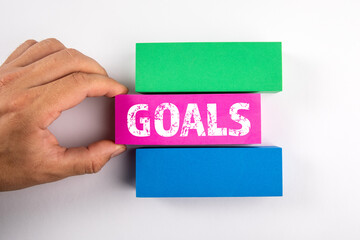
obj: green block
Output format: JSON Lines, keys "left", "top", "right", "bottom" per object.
{"left": 135, "top": 42, "right": 282, "bottom": 93}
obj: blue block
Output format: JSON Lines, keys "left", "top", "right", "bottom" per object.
{"left": 136, "top": 147, "right": 282, "bottom": 197}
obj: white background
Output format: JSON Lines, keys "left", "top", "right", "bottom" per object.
{"left": 1, "top": 0, "right": 360, "bottom": 239}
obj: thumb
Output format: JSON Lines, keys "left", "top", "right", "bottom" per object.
{"left": 59, "top": 140, "right": 126, "bottom": 176}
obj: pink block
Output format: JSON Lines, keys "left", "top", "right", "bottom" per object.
{"left": 115, "top": 94, "right": 261, "bottom": 145}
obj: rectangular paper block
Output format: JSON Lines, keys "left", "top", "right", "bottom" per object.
{"left": 115, "top": 94, "right": 261, "bottom": 145}
{"left": 136, "top": 42, "right": 282, "bottom": 92}
{"left": 136, "top": 147, "right": 283, "bottom": 197}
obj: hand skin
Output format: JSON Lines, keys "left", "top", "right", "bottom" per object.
{"left": 0, "top": 38, "right": 128, "bottom": 191}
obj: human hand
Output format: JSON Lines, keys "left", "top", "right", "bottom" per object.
{"left": 0, "top": 38, "right": 128, "bottom": 191}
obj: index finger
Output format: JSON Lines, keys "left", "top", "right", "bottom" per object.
{"left": 33, "top": 72, "right": 128, "bottom": 129}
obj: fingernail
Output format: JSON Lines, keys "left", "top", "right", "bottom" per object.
{"left": 111, "top": 145, "right": 127, "bottom": 158}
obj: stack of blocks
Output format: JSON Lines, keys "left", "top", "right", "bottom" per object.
{"left": 115, "top": 42, "right": 283, "bottom": 197}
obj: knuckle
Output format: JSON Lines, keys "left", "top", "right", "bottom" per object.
{"left": 42, "top": 38, "right": 65, "bottom": 51}
{"left": 99, "top": 66, "right": 107, "bottom": 76}
{"left": 62, "top": 48, "right": 84, "bottom": 66}
{"left": 0, "top": 71, "right": 21, "bottom": 88}
{"left": 86, "top": 158, "right": 104, "bottom": 174}
{"left": 45, "top": 38, "right": 65, "bottom": 48}
{"left": 24, "top": 39, "right": 37, "bottom": 46}
{"left": 65, "top": 48, "right": 81, "bottom": 59}
{"left": 92, "top": 160, "right": 104, "bottom": 173}
{"left": 7, "top": 91, "right": 33, "bottom": 112}
{"left": 45, "top": 37, "right": 61, "bottom": 45}
{"left": 62, "top": 48, "right": 106, "bottom": 76}
{"left": 70, "top": 72, "right": 88, "bottom": 86}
